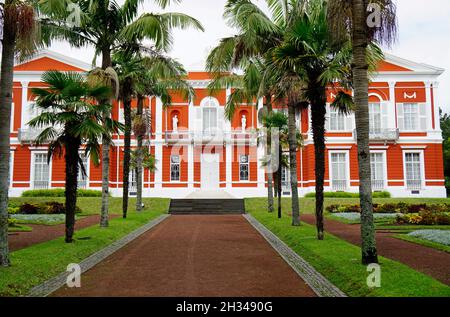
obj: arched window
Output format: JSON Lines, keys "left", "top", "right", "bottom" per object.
{"left": 200, "top": 97, "right": 219, "bottom": 133}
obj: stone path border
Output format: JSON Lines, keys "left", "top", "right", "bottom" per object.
{"left": 28, "top": 214, "right": 170, "bottom": 297}
{"left": 243, "top": 214, "right": 347, "bottom": 297}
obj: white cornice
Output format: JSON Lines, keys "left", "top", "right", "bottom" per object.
{"left": 14, "top": 49, "right": 92, "bottom": 71}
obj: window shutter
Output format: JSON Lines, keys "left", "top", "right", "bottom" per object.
{"left": 419, "top": 103, "right": 428, "bottom": 131}
{"left": 217, "top": 106, "right": 225, "bottom": 133}
{"left": 381, "top": 101, "right": 389, "bottom": 129}
{"left": 396, "top": 103, "right": 404, "bottom": 131}
{"left": 325, "top": 104, "right": 331, "bottom": 131}
{"left": 195, "top": 107, "right": 202, "bottom": 133}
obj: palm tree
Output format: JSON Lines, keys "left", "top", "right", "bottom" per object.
{"left": 327, "top": 0, "right": 397, "bottom": 264}
{"left": 28, "top": 71, "right": 120, "bottom": 242}
{"left": 0, "top": 0, "right": 40, "bottom": 267}
{"left": 39, "top": 0, "right": 203, "bottom": 226}
{"left": 268, "top": 0, "right": 354, "bottom": 239}
{"left": 113, "top": 50, "right": 194, "bottom": 217}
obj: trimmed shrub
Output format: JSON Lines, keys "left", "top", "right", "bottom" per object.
{"left": 21, "top": 189, "right": 103, "bottom": 197}
{"left": 19, "top": 203, "right": 40, "bottom": 215}
{"left": 8, "top": 217, "right": 18, "bottom": 227}
{"left": 305, "top": 191, "right": 391, "bottom": 198}
{"left": 17, "top": 202, "right": 82, "bottom": 215}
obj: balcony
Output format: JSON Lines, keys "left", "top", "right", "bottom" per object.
{"left": 332, "top": 180, "right": 348, "bottom": 191}
{"left": 163, "top": 130, "right": 258, "bottom": 145}
{"left": 353, "top": 128, "right": 399, "bottom": 142}
{"left": 18, "top": 128, "right": 44, "bottom": 144}
{"left": 371, "top": 179, "right": 385, "bottom": 191}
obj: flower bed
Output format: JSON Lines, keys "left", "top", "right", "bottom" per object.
{"left": 396, "top": 211, "right": 450, "bottom": 226}
{"left": 8, "top": 201, "right": 82, "bottom": 215}
{"left": 326, "top": 202, "right": 450, "bottom": 214}
{"left": 331, "top": 212, "right": 400, "bottom": 222}
{"left": 407, "top": 230, "right": 450, "bottom": 246}
{"left": 10, "top": 214, "right": 67, "bottom": 225}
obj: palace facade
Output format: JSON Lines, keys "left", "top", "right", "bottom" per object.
{"left": 6, "top": 50, "right": 446, "bottom": 198}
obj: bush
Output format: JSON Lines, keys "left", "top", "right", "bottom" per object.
{"left": 436, "top": 214, "right": 450, "bottom": 225}
{"left": 8, "top": 217, "right": 18, "bottom": 227}
{"left": 8, "top": 207, "right": 20, "bottom": 214}
{"left": 21, "top": 189, "right": 103, "bottom": 197}
{"left": 305, "top": 191, "right": 391, "bottom": 198}
{"left": 17, "top": 202, "right": 82, "bottom": 215}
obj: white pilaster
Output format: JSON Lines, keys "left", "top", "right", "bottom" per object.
{"left": 432, "top": 82, "right": 441, "bottom": 132}
{"left": 154, "top": 97, "right": 163, "bottom": 189}
{"left": 257, "top": 142, "right": 265, "bottom": 189}
{"left": 20, "top": 81, "right": 29, "bottom": 129}
{"left": 226, "top": 143, "right": 232, "bottom": 189}
{"left": 425, "top": 81, "right": 433, "bottom": 131}
{"left": 388, "top": 81, "right": 397, "bottom": 129}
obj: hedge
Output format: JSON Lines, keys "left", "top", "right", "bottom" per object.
{"left": 304, "top": 191, "right": 391, "bottom": 198}
{"left": 326, "top": 202, "right": 450, "bottom": 214}
{"left": 21, "top": 188, "right": 103, "bottom": 197}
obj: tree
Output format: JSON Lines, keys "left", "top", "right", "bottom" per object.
{"left": 28, "top": 71, "right": 120, "bottom": 242}
{"left": 327, "top": 0, "right": 397, "bottom": 264}
{"left": 39, "top": 0, "right": 203, "bottom": 225}
{"left": 440, "top": 109, "right": 450, "bottom": 194}
{"left": 0, "top": 0, "right": 40, "bottom": 266}
{"left": 113, "top": 50, "right": 194, "bottom": 217}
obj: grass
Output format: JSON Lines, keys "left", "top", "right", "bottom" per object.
{"left": 8, "top": 225, "right": 32, "bottom": 233}
{"left": 245, "top": 197, "right": 450, "bottom": 215}
{"left": 0, "top": 200, "right": 169, "bottom": 297}
{"left": 9, "top": 197, "right": 170, "bottom": 216}
{"left": 246, "top": 199, "right": 450, "bottom": 297}
{"left": 394, "top": 234, "right": 450, "bottom": 253}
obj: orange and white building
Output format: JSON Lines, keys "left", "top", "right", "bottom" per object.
{"left": 7, "top": 50, "right": 447, "bottom": 198}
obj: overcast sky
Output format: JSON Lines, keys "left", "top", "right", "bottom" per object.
{"left": 48, "top": 0, "right": 450, "bottom": 113}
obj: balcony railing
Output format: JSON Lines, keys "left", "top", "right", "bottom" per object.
{"left": 18, "top": 128, "right": 44, "bottom": 143}
{"left": 406, "top": 179, "right": 422, "bottom": 191}
{"left": 371, "top": 179, "right": 385, "bottom": 191}
{"left": 163, "top": 130, "right": 258, "bottom": 145}
{"left": 353, "top": 128, "right": 399, "bottom": 142}
{"left": 332, "top": 180, "right": 348, "bottom": 191}
{"left": 33, "top": 180, "right": 49, "bottom": 190}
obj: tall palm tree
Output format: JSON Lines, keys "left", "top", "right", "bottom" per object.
{"left": 28, "top": 71, "right": 120, "bottom": 242}
{"left": 327, "top": 0, "right": 397, "bottom": 264}
{"left": 39, "top": 0, "right": 203, "bottom": 226}
{"left": 0, "top": 0, "right": 40, "bottom": 267}
{"left": 113, "top": 50, "right": 194, "bottom": 217}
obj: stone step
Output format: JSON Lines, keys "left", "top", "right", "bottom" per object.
{"left": 169, "top": 199, "right": 245, "bottom": 215}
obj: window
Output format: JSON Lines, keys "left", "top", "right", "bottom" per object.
{"left": 329, "top": 106, "right": 345, "bottom": 131}
{"left": 369, "top": 103, "right": 382, "bottom": 134}
{"left": 170, "top": 155, "right": 180, "bottom": 181}
{"left": 203, "top": 107, "right": 217, "bottom": 132}
{"left": 8, "top": 152, "right": 13, "bottom": 187}
{"left": 78, "top": 154, "right": 89, "bottom": 189}
{"left": 370, "top": 153, "right": 385, "bottom": 190}
{"left": 403, "top": 103, "right": 418, "bottom": 130}
{"left": 405, "top": 152, "right": 422, "bottom": 190}
{"left": 11, "top": 92, "right": 14, "bottom": 132}
{"left": 331, "top": 153, "right": 347, "bottom": 191}
{"left": 129, "top": 168, "right": 137, "bottom": 193}
{"left": 239, "top": 155, "right": 249, "bottom": 181}
{"left": 33, "top": 153, "right": 49, "bottom": 189}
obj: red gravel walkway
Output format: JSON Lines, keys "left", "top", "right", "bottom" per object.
{"left": 302, "top": 214, "right": 450, "bottom": 285}
{"left": 54, "top": 215, "right": 316, "bottom": 297}
{"left": 9, "top": 214, "right": 117, "bottom": 251}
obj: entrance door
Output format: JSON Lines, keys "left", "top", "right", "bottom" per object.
{"left": 201, "top": 153, "right": 220, "bottom": 189}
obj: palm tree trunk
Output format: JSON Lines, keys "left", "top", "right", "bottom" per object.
{"left": 352, "top": 0, "right": 378, "bottom": 264}
{"left": 288, "top": 103, "right": 300, "bottom": 226}
{"left": 100, "top": 47, "right": 112, "bottom": 227}
{"left": 136, "top": 95, "right": 144, "bottom": 212}
{"left": 0, "top": 17, "right": 15, "bottom": 266}
{"left": 64, "top": 139, "right": 81, "bottom": 243}
{"left": 265, "top": 97, "right": 274, "bottom": 213}
{"left": 122, "top": 85, "right": 132, "bottom": 219}
{"left": 310, "top": 89, "right": 327, "bottom": 240}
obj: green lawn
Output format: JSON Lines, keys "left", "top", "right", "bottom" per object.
{"left": 0, "top": 200, "right": 169, "bottom": 297}
{"left": 9, "top": 197, "right": 170, "bottom": 216}
{"left": 246, "top": 199, "right": 450, "bottom": 297}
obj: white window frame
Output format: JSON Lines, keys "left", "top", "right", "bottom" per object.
{"left": 200, "top": 97, "right": 219, "bottom": 134}
{"left": 403, "top": 103, "right": 419, "bottom": 131}
{"left": 403, "top": 150, "right": 425, "bottom": 191}
{"left": 239, "top": 154, "right": 250, "bottom": 181}
{"left": 329, "top": 106, "right": 346, "bottom": 131}
{"left": 329, "top": 150, "right": 350, "bottom": 191}
{"left": 31, "top": 151, "right": 51, "bottom": 189}
{"left": 370, "top": 151, "right": 387, "bottom": 191}
{"left": 8, "top": 150, "right": 14, "bottom": 188}
{"left": 369, "top": 102, "right": 382, "bottom": 134}
{"left": 78, "top": 152, "right": 90, "bottom": 189}
{"left": 170, "top": 155, "right": 181, "bottom": 182}
{"left": 11, "top": 92, "right": 15, "bottom": 133}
